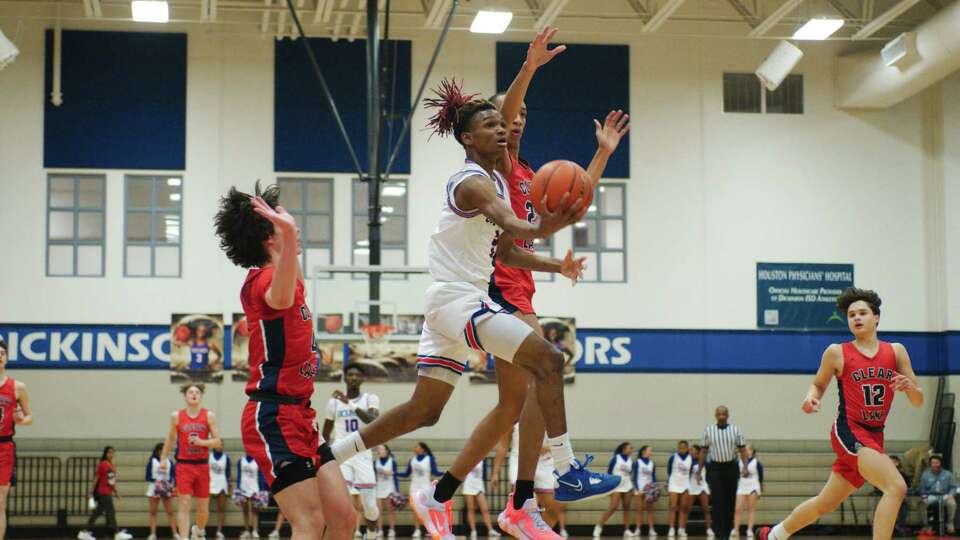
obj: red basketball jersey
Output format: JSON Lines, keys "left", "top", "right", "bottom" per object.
{"left": 491, "top": 156, "right": 537, "bottom": 295}
{"left": 176, "top": 408, "right": 211, "bottom": 461}
{"left": 240, "top": 267, "right": 318, "bottom": 400}
{"left": 837, "top": 341, "right": 897, "bottom": 429}
{"left": 0, "top": 378, "right": 16, "bottom": 438}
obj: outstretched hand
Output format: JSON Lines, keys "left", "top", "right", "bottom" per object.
{"left": 525, "top": 26, "right": 566, "bottom": 71}
{"left": 594, "top": 110, "right": 631, "bottom": 155}
{"left": 537, "top": 193, "right": 585, "bottom": 237}
{"left": 250, "top": 196, "right": 296, "bottom": 233}
{"left": 560, "top": 249, "right": 586, "bottom": 285}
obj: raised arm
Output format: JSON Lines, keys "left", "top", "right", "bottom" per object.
{"left": 159, "top": 412, "right": 178, "bottom": 471}
{"left": 14, "top": 381, "right": 33, "bottom": 426}
{"left": 456, "top": 175, "right": 582, "bottom": 241}
{"left": 892, "top": 343, "right": 924, "bottom": 407}
{"left": 250, "top": 196, "right": 300, "bottom": 310}
{"left": 802, "top": 344, "right": 842, "bottom": 414}
{"left": 500, "top": 27, "right": 565, "bottom": 133}
{"left": 585, "top": 110, "right": 631, "bottom": 186}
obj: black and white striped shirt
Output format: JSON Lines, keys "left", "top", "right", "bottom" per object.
{"left": 702, "top": 423, "right": 745, "bottom": 463}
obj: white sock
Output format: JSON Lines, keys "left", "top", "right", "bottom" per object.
{"left": 547, "top": 433, "right": 575, "bottom": 475}
{"left": 770, "top": 523, "right": 789, "bottom": 540}
{"left": 331, "top": 432, "right": 366, "bottom": 462}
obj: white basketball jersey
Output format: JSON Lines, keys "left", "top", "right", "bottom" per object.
{"left": 325, "top": 393, "right": 380, "bottom": 450}
{"left": 238, "top": 457, "right": 261, "bottom": 495}
{"left": 428, "top": 161, "right": 510, "bottom": 284}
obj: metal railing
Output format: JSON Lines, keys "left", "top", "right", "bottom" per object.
{"left": 7, "top": 454, "right": 98, "bottom": 523}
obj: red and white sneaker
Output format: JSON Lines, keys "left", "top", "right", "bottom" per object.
{"left": 755, "top": 527, "right": 771, "bottom": 540}
{"left": 497, "top": 494, "right": 561, "bottom": 540}
{"left": 409, "top": 487, "right": 454, "bottom": 540}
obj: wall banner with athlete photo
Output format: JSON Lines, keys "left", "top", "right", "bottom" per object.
{"left": 314, "top": 313, "right": 425, "bottom": 383}
{"left": 170, "top": 314, "right": 224, "bottom": 383}
{"left": 468, "top": 316, "right": 577, "bottom": 384}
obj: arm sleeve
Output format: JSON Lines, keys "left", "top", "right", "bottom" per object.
{"left": 758, "top": 462, "right": 764, "bottom": 484}
{"left": 145, "top": 460, "right": 153, "bottom": 482}
{"left": 324, "top": 399, "right": 337, "bottom": 421}
{"left": 608, "top": 456, "right": 617, "bottom": 475}
{"left": 667, "top": 455, "right": 674, "bottom": 478}
{"left": 395, "top": 460, "right": 412, "bottom": 478}
{"left": 430, "top": 456, "right": 443, "bottom": 477}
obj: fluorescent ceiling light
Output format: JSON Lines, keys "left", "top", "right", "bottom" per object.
{"left": 132, "top": 0, "right": 169, "bottom": 23}
{"left": 382, "top": 186, "right": 405, "bottom": 197}
{"left": 470, "top": 10, "right": 513, "bottom": 34}
{"left": 167, "top": 178, "right": 181, "bottom": 186}
{"left": 169, "top": 193, "right": 181, "bottom": 201}
{"left": 792, "top": 18, "right": 843, "bottom": 40}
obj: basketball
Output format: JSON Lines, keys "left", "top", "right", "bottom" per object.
{"left": 530, "top": 160, "right": 591, "bottom": 215}
{"left": 173, "top": 325, "right": 191, "bottom": 344}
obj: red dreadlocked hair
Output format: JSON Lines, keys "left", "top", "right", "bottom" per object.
{"left": 424, "top": 78, "right": 496, "bottom": 146}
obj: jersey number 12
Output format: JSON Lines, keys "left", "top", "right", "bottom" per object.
{"left": 861, "top": 384, "right": 885, "bottom": 407}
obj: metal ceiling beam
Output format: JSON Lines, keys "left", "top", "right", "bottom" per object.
{"left": 625, "top": 0, "right": 649, "bottom": 16}
{"left": 90, "top": 0, "right": 101, "bottom": 17}
{"left": 852, "top": 0, "right": 922, "bottom": 38}
{"left": 260, "top": 0, "right": 271, "bottom": 33}
{"left": 725, "top": 0, "right": 759, "bottom": 27}
{"left": 534, "top": 0, "right": 569, "bottom": 30}
{"left": 312, "top": 0, "right": 326, "bottom": 23}
{"left": 748, "top": 0, "right": 802, "bottom": 36}
{"left": 642, "top": 0, "right": 687, "bottom": 32}
{"left": 424, "top": 0, "right": 449, "bottom": 27}
{"left": 348, "top": 0, "right": 362, "bottom": 40}
{"left": 828, "top": 0, "right": 858, "bottom": 19}
{"left": 81, "top": 0, "right": 92, "bottom": 17}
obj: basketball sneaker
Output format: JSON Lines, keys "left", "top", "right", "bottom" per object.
{"left": 240, "top": 532, "right": 251, "bottom": 540}
{"left": 560, "top": 530, "right": 569, "bottom": 539}
{"left": 409, "top": 486, "right": 454, "bottom": 540}
{"left": 114, "top": 530, "right": 133, "bottom": 540}
{"left": 490, "top": 529, "right": 502, "bottom": 537}
{"left": 268, "top": 530, "right": 280, "bottom": 540}
{"left": 667, "top": 528, "right": 675, "bottom": 538}
{"left": 251, "top": 531, "right": 259, "bottom": 540}
{"left": 215, "top": 531, "right": 225, "bottom": 540}
{"left": 593, "top": 525, "right": 603, "bottom": 538}
{"left": 147, "top": 534, "right": 158, "bottom": 540}
{"left": 554, "top": 455, "right": 621, "bottom": 502}
{"left": 77, "top": 530, "right": 95, "bottom": 540}
{"left": 755, "top": 528, "right": 771, "bottom": 540}
{"left": 706, "top": 529, "right": 715, "bottom": 538}
{"left": 497, "top": 495, "right": 560, "bottom": 540}
{"left": 746, "top": 530, "right": 754, "bottom": 539}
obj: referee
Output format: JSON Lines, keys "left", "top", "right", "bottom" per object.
{"left": 698, "top": 406, "right": 749, "bottom": 540}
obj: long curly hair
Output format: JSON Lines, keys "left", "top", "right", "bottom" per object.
{"left": 424, "top": 78, "right": 496, "bottom": 146}
{"left": 214, "top": 181, "right": 281, "bottom": 268}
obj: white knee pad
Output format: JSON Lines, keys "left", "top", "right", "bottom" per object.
{"left": 362, "top": 490, "right": 379, "bottom": 522}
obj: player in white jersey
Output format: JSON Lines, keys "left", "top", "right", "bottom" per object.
{"left": 686, "top": 446, "right": 714, "bottom": 539}
{"left": 208, "top": 446, "right": 231, "bottom": 540}
{"left": 145, "top": 443, "right": 177, "bottom": 540}
{"left": 323, "top": 365, "right": 381, "bottom": 538}
{"left": 462, "top": 460, "right": 501, "bottom": 540}
{"left": 594, "top": 443, "right": 635, "bottom": 538}
{"left": 667, "top": 441, "right": 693, "bottom": 538}
{"left": 236, "top": 455, "right": 266, "bottom": 540}
{"left": 631, "top": 446, "right": 658, "bottom": 538}
{"left": 732, "top": 446, "right": 763, "bottom": 539}
{"left": 328, "top": 71, "right": 620, "bottom": 540}
{"left": 373, "top": 446, "right": 399, "bottom": 539}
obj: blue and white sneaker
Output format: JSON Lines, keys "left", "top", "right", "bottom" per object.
{"left": 554, "top": 455, "right": 621, "bottom": 502}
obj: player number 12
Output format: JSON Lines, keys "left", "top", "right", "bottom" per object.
{"left": 861, "top": 384, "right": 885, "bottom": 407}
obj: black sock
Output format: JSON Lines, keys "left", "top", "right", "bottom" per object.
{"left": 514, "top": 480, "right": 535, "bottom": 509}
{"left": 433, "top": 472, "right": 463, "bottom": 503}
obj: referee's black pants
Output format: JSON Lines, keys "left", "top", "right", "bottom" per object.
{"left": 707, "top": 461, "right": 740, "bottom": 540}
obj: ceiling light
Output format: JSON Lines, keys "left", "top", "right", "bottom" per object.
{"left": 470, "top": 10, "right": 513, "bottom": 34}
{"left": 169, "top": 193, "right": 181, "bottom": 201}
{"left": 132, "top": 0, "right": 169, "bottom": 23}
{"left": 167, "top": 178, "right": 181, "bottom": 186}
{"left": 381, "top": 186, "right": 406, "bottom": 197}
{"left": 792, "top": 18, "right": 843, "bottom": 40}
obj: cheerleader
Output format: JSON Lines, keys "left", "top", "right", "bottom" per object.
{"left": 686, "top": 446, "right": 713, "bottom": 539}
{"left": 208, "top": 446, "right": 231, "bottom": 540}
{"left": 732, "top": 446, "right": 763, "bottom": 539}
{"left": 632, "top": 445, "right": 658, "bottom": 538}
{"left": 594, "top": 443, "right": 635, "bottom": 538}
{"left": 395, "top": 443, "right": 441, "bottom": 540}
{"left": 666, "top": 441, "right": 693, "bottom": 538}
{"left": 145, "top": 443, "right": 177, "bottom": 540}
{"left": 235, "top": 455, "right": 268, "bottom": 540}
{"left": 463, "top": 459, "right": 501, "bottom": 539}
{"left": 374, "top": 446, "right": 399, "bottom": 539}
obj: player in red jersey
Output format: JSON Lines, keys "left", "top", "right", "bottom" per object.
{"left": 756, "top": 288, "right": 924, "bottom": 540}
{"left": 214, "top": 183, "right": 357, "bottom": 540}
{"left": 487, "top": 27, "right": 630, "bottom": 528}
{"left": 0, "top": 337, "right": 32, "bottom": 540}
{"left": 160, "top": 384, "right": 222, "bottom": 540}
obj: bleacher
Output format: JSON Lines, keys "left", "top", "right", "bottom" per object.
{"left": 8, "top": 438, "right": 931, "bottom": 535}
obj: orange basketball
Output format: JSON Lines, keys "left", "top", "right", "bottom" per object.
{"left": 530, "top": 160, "right": 590, "bottom": 215}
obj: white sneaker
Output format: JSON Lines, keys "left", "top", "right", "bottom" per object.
{"left": 706, "top": 529, "right": 715, "bottom": 539}
{"left": 560, "top": 530, "right": 569, "bottom": 539}
{"left": 251, "top": 531, "right": 259, "bottom": 540}
{"left": 174, "top": 535, "right": 182, "bottom": 540}
{"left": 387, "top": 530, "right": 396, "bottom": 539}
{"left": 115, "top": 530, "right": 133, "bottom": 540}
{"left": 667, "top": 529, "right": 675, "bottom": 538}
{"left": 489, "top": 530, "right": 501, "bottom": 538}
{"left": 190, "top": 526, "right": 202, "bottom": 540}
{"left": 746, "top": 531, "right": 754, "bottom": 539}
{"left": 78, "top": 530, "right": 95, "bottom": 540}
{"left": 470, "top": 530, "right": 478, "bottom": 540}
{"left": 148, "top": 534, "right": 158, "bottom": 540}
{"left": 624, "top": 529, "right": 634, "bottom": 538}
{"left": 411, "top": 529, "right": 422, "bottom": 540}
{"left": 594, "top": 525, "right": 603, "bottom": 538}
{"left": 239, "top": 532, "right": 251, "bottom": 540}
{"left": 678, "top": 529, "right": 687, "bottom": 538}
{"left": 649, "top": 530, "right": 658, "bottom": 539}
{"left": 355, "top": 530, "right": 362, "bottom": 538}
{"left": 216, "top": 532, "right": 225, "bottom": 540}
{"left": 731, "top": 532, "right": 739, "bottom": 539}
{"left": 268, "top": 531, "right": 280, "bottom": 540}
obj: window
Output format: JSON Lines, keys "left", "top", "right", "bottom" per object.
{"left": 724, "top": 72, "right": 804, "bottom": 114}
{"left": 352, "top": 179, "right": 408, "bottom": 272}
{"left": 278, "top": 178, "right": 333, "bottom": 278}
{"left": 47, "top": 174, "right": 105, "bottom": 276}
{"left": 532, "top": 237, "right": 555, "bottom": 282}
{"left": 572, "top": 184, "right": 626, "bottom": 282}
{"left": 125, "top": 175, "right": 182, "bottom": 277}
